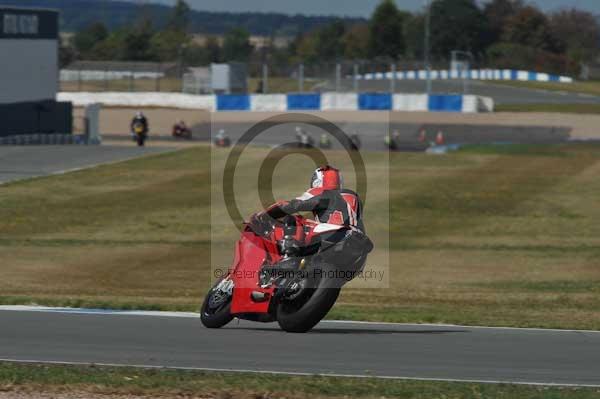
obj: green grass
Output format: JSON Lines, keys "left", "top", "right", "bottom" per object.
{"left": 3, "top": 144, "right": 600, "bottom": 329}
{"left": 496, "top": 103, "right": 600, "bottom": 114}
{"left": 470, "top": 280, "right": 600, "bottom": 294}
{"left": 493, "top": 79, "right": 600, "bottom": 96}
{"left": 457, "top": 143, "right": 574, "bottom": 156}
{"left": 1, "top": 362, "right": 600, "bottom": 398}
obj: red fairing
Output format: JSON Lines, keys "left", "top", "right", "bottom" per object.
{"left": 228, "top": 216, "right": 329, "bottom": 316}
{"left": 230, "top": 229, "right": 275, "bottom": 314}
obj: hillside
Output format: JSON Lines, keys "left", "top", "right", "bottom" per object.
{"left": 0, "top": 0, "right": 364, "bottom": 35}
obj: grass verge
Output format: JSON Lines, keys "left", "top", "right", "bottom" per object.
{"left": 2, "top": 144, "right": 600, "bottom": 329}
{"left": 1, "top": 362, "right": 600, "bottom": 399}
{"left": 496, "top": 103, "right": 600, "bottom": 114}
{"left": 493, "top": 80, "right": 600, "bottom": 96}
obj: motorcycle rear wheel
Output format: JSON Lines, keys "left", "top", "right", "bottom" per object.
{"left": 276, "top": 274, "right": 340, "bottom": 333}
{"left": 200, "top": 278, "right": 234, "bottom": 329}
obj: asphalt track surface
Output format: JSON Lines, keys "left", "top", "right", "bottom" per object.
{"left": 0, "top": 145, "right": 174, "bottom": 184}
{"left": 333, "top": 78, "right": 600, "bottom": 105}
{"left": 1, "top": 308, "right": 599, "bottom": 387}
{"left": 205, "top": 121, "right": 570, "bottom": 152}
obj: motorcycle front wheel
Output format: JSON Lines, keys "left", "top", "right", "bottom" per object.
{"left": 276, "top": 270, "right": 340, "bottom": 333}
{"left": 200, "top": 277, "right": 234, "bottom": 329}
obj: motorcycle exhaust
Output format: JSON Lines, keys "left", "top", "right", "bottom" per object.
{"left": 251, "top": 291, "right": 270, "bottom": 303}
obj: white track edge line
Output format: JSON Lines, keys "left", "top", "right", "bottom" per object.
{"left": 1, "top": 305, "right": 599, "bottom": 334}
{"left": 0, "top": 358, "right": 598, "bottom": 388}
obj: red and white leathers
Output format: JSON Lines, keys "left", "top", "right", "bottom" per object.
{"left": 263, "top": 166, "right": 364, "bottom": 233}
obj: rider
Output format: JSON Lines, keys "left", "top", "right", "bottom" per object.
{"left": 255, "top": 165, "right": 364, "bottom": 237}
{"left": 295, "top": 126, "right": 313, "bottom": 148}
{"left": 172, "top": 119, "right": 189, "bottom": 137}
{"left": 215, "top": 129, "right": 231, "bottom": 147}
{"left": 253, "top": 165, "right": 370, "bottom": 289}
{"left": 131, "top": 111, "right": 149, "bottom": 139}
{"left": 319, "top": 133, "right": 331, "bottom": 149}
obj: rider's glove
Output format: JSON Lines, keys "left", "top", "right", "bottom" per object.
{"left": 250, "top": 212, "right": 270, "bottom": 234}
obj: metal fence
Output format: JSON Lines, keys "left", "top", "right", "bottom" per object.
{"left": 60, "top": 61, "right": 183, "bottom": 92}
{"left": 60, "top": 59, "right": 479, "bottom": 95}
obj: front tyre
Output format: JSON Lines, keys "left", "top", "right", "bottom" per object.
{"left": 276, "top": 275, "right": 340, "bottom": 333}
{"left": 200, "top": 277, "right": 234, "bottom": 329}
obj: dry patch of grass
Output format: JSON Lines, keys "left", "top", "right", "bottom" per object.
{"left": 2, "top": 144, "right": 600, "bottom": 328}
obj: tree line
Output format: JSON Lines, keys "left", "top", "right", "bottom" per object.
{"left": 291, "top": 0, "right": 599, "bottom": 75}
{"left": 63, "top": 0, "right": 599, "bottom": 76}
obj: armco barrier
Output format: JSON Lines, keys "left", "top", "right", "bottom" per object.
{"left": 58, "top": 92, "right": 494, "bottom": 113}
{"left": 287, "top": 93, "right": 321, "bottom": 110}
{"left": 321, "top": 93, "right": 359, "bottom": 110}
{"left": 428, "top": 95, "right": 463, "bottom": 112}
{"left": 358, "top": 93, "right": 392, "bottom": 110}
{"left": 251, "top": 94, "right": 287, "bottom": 112}
{"left": 393, "top": 94, "right": 428, "bottom": 112}
{"left": 216, "top": 94, "right": 250, "bottom": 111}
{"left": 359, "top": 69, "right": 573, "bottom": 83}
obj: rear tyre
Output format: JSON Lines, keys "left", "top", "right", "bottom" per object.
{"left": 200, "top": 278, "right": 234, "bottom": 329}
{"left": 136, "top": 135, "right": 145, "bottom": 147}
{"left": 276, "top": 273, "right": 340, "bottom": 333}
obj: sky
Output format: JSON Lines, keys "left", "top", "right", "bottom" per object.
{"left": 144, "top": 0, "right": 600, "bottom": 17}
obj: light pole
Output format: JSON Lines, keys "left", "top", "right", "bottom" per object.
{"left": 451, "top": 50, "right": 473, "bottom": 94}
{"left": 424, "top": 0, "right": 432, "bottom": 95}
{"left": 298, "top": 63, "right": 304, "bottom": 92}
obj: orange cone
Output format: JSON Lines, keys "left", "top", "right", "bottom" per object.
{"left": 435, "top": 130, "right": 445, "bottom": 146}
{"left": 418, "top": 129, "right": 426, "bottom": 143}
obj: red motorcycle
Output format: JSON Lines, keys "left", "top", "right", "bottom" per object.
{"left": 172, "top": 122, "right": 192, "bottom": 140}
{"left": 201, "top": 213, "right": 373, "bottom": 333}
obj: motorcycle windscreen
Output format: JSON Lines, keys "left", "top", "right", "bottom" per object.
{"left": 230, "top": 231, "right": 274, "bottom": 314}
